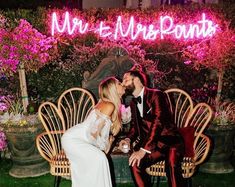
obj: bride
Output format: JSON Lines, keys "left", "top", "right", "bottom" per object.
{"left": 62, "top": 77, "right": 125, "bottom": 187}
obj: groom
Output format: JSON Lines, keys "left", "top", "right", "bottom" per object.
{"left": 120, "top": 70, "right": 185, "bottom": 187}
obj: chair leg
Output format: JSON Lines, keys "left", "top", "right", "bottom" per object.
{"left": 186, "top": 177, "right": 192, "bottom": 187}
{"left": 150, "top": 176, "right": 160, "bottom": 187}
{"left": 54, "top": 176, "right": 61, "bottom": 187}
{"left": 156, "top": 176, "right": 161, "bottom": 187}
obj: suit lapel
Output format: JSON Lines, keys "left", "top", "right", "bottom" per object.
{"left": 143, "top": 88, "right": 150, "bottom": 115}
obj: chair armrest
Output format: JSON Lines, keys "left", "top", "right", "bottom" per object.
{"left": 36, "top": 130, "right": 65, "bottom": 163}
{"left": 193, "top": 133, "right": 210, "bottom": 166}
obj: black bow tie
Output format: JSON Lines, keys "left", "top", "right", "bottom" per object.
{"left": 133, "top": 96, "right": 142, "bottom": 104}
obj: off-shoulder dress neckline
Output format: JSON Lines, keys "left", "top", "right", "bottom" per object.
{"left": 93, "top": 108, "right": 111, "bottom": 120}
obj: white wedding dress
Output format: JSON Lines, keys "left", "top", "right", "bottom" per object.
{"left": 62, "top": 109, "right": 113, "bottom": 187}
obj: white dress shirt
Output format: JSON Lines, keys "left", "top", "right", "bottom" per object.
{"left": 136, "top": 87, "right": 144, "bottom": 117}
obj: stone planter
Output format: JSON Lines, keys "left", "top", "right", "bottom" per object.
{"left": 3, "top": 124, "right": 49, "bottom": 178}
{"left": 200, "top": 124, "right": 235, "bottom": 174}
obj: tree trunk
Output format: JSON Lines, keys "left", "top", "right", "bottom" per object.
{"left": 18, "top": 63, "right": 28, "bottom": 113}
{"left": 215, "top": 69, "right": 224, "bottom": 112}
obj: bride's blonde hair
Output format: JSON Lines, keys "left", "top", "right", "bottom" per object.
{"left": 99, "top": 77, "right": 122, "bottom": 136}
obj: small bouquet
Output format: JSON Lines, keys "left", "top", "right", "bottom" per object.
{"left": 120, "top": 105, "right": 131, "bottom": 124}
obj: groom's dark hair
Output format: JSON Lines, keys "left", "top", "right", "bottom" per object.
{"left": 127, "top": 70, "right": 147, "bottom": 86}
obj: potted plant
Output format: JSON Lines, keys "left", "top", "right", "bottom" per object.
{"left": 212, "top": 101, "right": 235, "bottom": 126}
{"left": 0, "top": 95, "right": 49, "bottom": 177}
{"left": 199, "top": 99, "right": 235, "bottom": 173}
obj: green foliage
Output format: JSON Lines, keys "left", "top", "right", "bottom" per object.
{"left": 0, "top": 7, "right": 47, "bottom": 33}
{"left": 27, "top": 47, "right": 105, "bottom": 102}
{"left": 27, "top": 62, "right": 83, "bottom": 102}
{"left": 0, "top": 4, "right": 234, "bottom": 102}
{"left": 223, "top": 64, "right": 235, "bottom": 100}
{"left": 149, "top": 54, "right": 209, "bottom": 92}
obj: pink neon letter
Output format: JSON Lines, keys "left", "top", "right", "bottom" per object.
{"left": 98, "top": 21, "right": 112, "bottom": 37}
{"left": 114, "top": 16, "right": 135, "bottom": 40}
{"left": 160, "top": 16, "right": 174, "bottom": 39}
{"left": 51, "top": 11, "right": 88, "bottom": 36}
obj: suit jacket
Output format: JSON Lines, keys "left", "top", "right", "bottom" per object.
{"left": 127, "top": 87, "right": 179, "bottom": 153}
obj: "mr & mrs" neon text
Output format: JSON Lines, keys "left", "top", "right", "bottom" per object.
{"left": 51, "top": 12, "right": 218, "bottom": 41}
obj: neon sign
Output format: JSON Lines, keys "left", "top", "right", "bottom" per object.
{"left": 51, "top": 11, "right": 218, "bottom": 40}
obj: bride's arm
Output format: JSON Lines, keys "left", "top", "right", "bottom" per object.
{"left": 91, "top": 102, "right": 115, "bottom": 138}
{"left": 90, "top": 102, "right": 115, "bottom": 151}
{"left": 90, "top": 121, "right": 105, "bottom": 139}
{"left": 104, "top": 135, "right": 115, "bottom": 154}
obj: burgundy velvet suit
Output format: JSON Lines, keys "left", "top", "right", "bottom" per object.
{"left": 127, "top": 88, "right": 185, "bottom": 187}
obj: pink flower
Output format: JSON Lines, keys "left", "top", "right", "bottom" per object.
{"left": 0, "top": 130, "right": 7, "bottom": 151}
{"left": 0, "top": 19, "right": 57, "bottom": 75}
{"left": 184, "top": 60, "right": 192, "bottom": 65}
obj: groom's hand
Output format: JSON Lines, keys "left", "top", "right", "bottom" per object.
{"left": 129, "top": 149, "right": 146, "bottom": 167}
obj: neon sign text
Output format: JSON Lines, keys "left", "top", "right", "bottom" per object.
{"left": 51, "top": 12, "right": 218, "bottom": 40}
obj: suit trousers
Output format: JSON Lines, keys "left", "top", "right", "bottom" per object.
{"left": 130, "top": 135, "right": 186, "bottom": 187}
